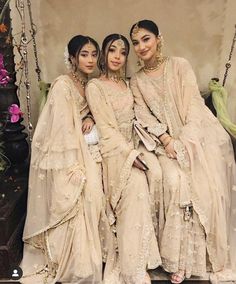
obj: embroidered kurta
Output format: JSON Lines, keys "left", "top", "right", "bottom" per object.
{"left": 130, "top": 57, "right": 236, "bottom": 278}
{"left": 21, "top": 75, "right": 113, "bottom": 284}
{"left": 86, "top": 79, "right": 161, "bottom": 284}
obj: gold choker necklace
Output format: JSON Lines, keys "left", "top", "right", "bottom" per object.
{"left": 143, "top": 56, "right": 168, "bottom": 73}
{"left": 107, "top": 72, "right": 124, "bottom": 83}
{"left": 71, "top": 71, "right": 88, "bottom": 89}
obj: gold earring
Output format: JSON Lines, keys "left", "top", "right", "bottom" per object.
{"left": 156, "top": 41, "right": 163, "bottom": 57}
{"left": 156, "top": 35, "right": 164, "bottom": 57}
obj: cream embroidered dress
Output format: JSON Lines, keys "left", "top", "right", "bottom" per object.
{"left": 130, "top": 57, "right": 236, "bottom": 279}
{"left": 21, "top": 75, "right": 112, "bottom": 284}
{"left": 86, "top": 79, "right": 161, "bottom": 284}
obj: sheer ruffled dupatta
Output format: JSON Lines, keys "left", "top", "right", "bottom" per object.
{"left": 132, "top": 58, "right": 236, "bottom": 277}
{"left": 22, "top": 75, "right": 109, "bottom": 283}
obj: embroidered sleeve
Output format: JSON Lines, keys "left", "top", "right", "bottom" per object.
{"left": 32, "top": 78, "right": 85, "bottom": 170}
{"left": 147, "top": 124, "right": 168, "bottom": 138}
{"left": 130, "top": 75, "right": 167, "bottom": 138}
{"left": 86, "top": 81, "right": 134, "bottom": 158}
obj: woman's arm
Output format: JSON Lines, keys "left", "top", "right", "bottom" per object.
{"left": 130, "top": 74, "right": 176, "bottom": 156}
{"left": 86, "top": 81, "right": 134, "bottom": 158}
{"left": 130, "top": 75, "right": 168, "bottom": 138}
{"left": 86, "top": 81, "right": 147, "bottom": 170}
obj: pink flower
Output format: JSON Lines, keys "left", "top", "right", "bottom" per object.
{"left": 8, "top": 104, "right": 23, "bottom": 123}
{"left": 0, "top": 53, "right": 11, "bottom": 86}
{"left": 0, "top": 72, "right": 10, "bottom": 86}
{"left": 0, "top": 53, "right": 5, "bottom": 68}
{"left": 0, "top": 69, "right": 8, "bottom": 76}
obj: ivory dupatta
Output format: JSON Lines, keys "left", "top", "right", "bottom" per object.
{"left": 22, "top": 75, "right": 110, "bottom": 283}
{"left": 131, "top": 57, "right": 236, "bottom": 272}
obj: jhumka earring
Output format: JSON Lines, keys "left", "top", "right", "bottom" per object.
{"left": 156, "top": 35, "right": 164, "bottom": 58}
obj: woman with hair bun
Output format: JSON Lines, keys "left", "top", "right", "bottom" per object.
{"left": 21, "top": 35, "right": 113, "bottom": 284}
{"left": 130, "top": 19, "right": 236, "bottom": 283}
{"left": 86, "top": 33, "right": 162, "bottom": 284}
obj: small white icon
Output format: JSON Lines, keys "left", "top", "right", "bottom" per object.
{"left": 11, "top": 266, "right": 23, "bottom": 279}
{"left": 12, "top": 269, "right": 19, "bottom": 277}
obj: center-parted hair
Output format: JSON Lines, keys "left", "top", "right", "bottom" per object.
{"left": 67, "top": 35, "right": 100, "bottom": 66}
{"left": 99, "top": 33, "right": 130, "bottom": 75}
{"left": 130, "top": 20, "right": 160, "bottom": 39}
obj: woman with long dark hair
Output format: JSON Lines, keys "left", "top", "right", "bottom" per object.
{"left": 86, "top": 33, "right": 162, "bottom": 284}
{"left": 129, "top": 19, "right": 236, "bottom": 283}
{"left": 21, "top": 35, "right": 113, "bottom": 284}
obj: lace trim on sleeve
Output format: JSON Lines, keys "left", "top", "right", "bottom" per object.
{"left": 147, "top": 124, "right": 167, "bottom": 139}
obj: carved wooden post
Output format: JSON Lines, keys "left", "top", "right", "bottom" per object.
{"left": 0, "top": 0, "right": 29, "bottom": 174}
{"left": 0, "top": 0, "right": 28, "bottom": 279}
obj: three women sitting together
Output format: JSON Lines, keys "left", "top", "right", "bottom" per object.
{"left": 21, "top": 19, "right": 236, "bottom": 284}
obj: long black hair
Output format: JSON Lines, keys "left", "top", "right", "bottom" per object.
{"left": 99, "top": 33, "right": 130, "bottom": 76}
{"left": 130, "top": 20, "right": 160, "bottom": 39}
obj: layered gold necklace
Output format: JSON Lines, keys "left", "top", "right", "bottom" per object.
{"left": 71, "top": 71, "right": 88, "bottom": 89}
{"left": 143, "top": 56, "right": 168, "bottom": 73}
{"left": 106, "top": 71, "right": 124, "bottom": 83}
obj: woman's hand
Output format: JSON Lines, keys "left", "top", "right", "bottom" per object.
{"left": 133, "top": 155, "right": 148, "bottom": 171}
{"left": 165, "top": 139, "right": 177, "bottom": 159}
{"left": 159, "top": 133, "right": 177, "bottom": 159}
{"left": 82, "top": 117, "right": 94, "bottom": 134}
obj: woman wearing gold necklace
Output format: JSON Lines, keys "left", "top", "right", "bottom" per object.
{"left": 86, "top": 34, "right": 162, "bottom": 284}
{"left": 21, "top": 35, "right": 114, "bottom": 284}
{"left": 130, "top": 20, "right": 236, "bottom": 283}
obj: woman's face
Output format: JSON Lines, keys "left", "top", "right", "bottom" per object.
{"left": 106, "top": 39, "right": 127, "bottom": 72}
{"left": 76, "top": 43, "right": 98, "bottom": 74}
{"left": 131, "top": 28, "right": 160, "bottom": 62}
